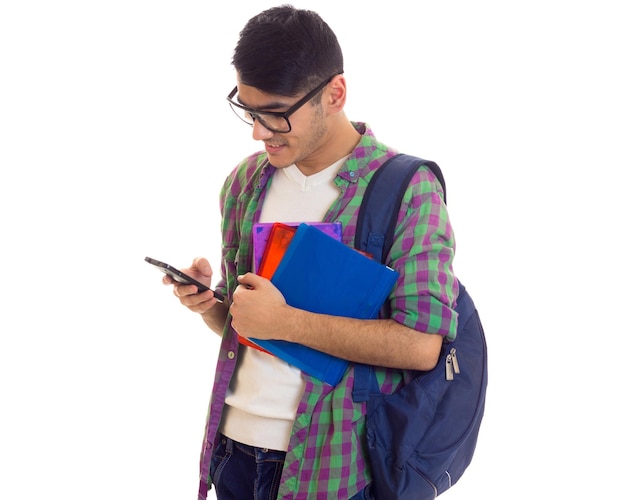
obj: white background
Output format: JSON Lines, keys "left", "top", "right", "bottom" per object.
{"left": 1, "top": 1, "right": 624, "bottom": 499}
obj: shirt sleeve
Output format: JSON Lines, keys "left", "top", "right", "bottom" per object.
{"left": 388, "top": 168, "right": 459, "bottom": 340}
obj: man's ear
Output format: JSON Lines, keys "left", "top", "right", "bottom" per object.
{"left": 325, "top": 74, "right": 348, "bottom": 113}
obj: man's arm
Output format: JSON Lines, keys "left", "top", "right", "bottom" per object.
{"left": 230, "top": 273, "right": 443, "bottom": 371}
{"left": 288, "top": 311, "right": 442, "bottom": 371}
{"left": 199, "top": 300, "right": 230, "bottom": 335}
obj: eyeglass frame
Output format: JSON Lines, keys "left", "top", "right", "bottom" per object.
{"left": 226, "top": 73, "right": 343, "bottom": 133}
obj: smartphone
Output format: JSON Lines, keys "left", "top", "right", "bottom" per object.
{"left": 145, "top": 256, "right": 224, "bottom": 303}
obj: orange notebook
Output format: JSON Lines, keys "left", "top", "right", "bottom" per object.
{"left": 238, "top": 223, "right": 297, "bottom": 353}
{"left": 257, "top": 223, "right": 297, "bottom": 279}
{"left": 252, "top": 221, "right": 342, "bottom": 274}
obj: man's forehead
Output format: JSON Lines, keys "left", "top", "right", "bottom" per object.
{"left": 236, "top": 82, "right": 296, "bottom": 111}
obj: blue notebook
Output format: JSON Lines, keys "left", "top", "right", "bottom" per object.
{"left": 250, "top": 223, "right": 399, "bottom": 386}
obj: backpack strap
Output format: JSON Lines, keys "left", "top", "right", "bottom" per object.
{"left": 354, "top": 154, "right": 446, "bottom": 263}
{"left": 352, "top": 153, "right": 446, "bottom": 403}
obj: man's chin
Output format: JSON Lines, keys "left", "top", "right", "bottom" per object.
{"left": 265, "top": 147, "right": 293, "bottom": 168}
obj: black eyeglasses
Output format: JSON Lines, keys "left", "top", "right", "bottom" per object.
{"left": 226, "top": 74, "right": 341, "bottom": 133}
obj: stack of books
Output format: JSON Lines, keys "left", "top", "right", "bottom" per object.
{"left": 240, "top": 222, "right": 399, "bottom": 386}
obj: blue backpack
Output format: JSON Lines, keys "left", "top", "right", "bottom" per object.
{"left": 353, "top": 154, "right": 488, "bottom": 499}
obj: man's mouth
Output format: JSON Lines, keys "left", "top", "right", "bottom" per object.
{"left": 265, "top": 142, "right": 285, "bottom": 153}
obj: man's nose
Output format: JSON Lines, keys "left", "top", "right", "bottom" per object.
{"left": 252, "top": 119, "right": 274, "bottom": 141}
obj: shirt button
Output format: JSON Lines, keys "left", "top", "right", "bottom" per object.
{"left": 227, "top": 351, "right": 235, "bottom": 360}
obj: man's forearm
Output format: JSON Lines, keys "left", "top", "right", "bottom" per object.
{"left": 282, "top": 307, "right": 443, "bottom": 371}
{"left": 201, "top": 300, "right": 230, "bottom": 336}
{"left": 229, "top": 275, "right": 444, "bottom": 370}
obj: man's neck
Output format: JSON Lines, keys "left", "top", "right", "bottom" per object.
{"left": 295, "top": 118, "right": 361, "bottom": 176}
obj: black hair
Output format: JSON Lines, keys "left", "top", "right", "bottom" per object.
{"left": 232, "top": 5, "right": 343, "bottom": 97}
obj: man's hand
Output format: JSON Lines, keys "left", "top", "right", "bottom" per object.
{"left": 230, "top": 272, "right": 290, "bottom": 340}
{"left": 164, "top": 257, "right": 221, "bottom": 315}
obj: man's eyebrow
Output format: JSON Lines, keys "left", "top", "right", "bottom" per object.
{"left": 237, "top": 95, "right": 290, "bottom": 112}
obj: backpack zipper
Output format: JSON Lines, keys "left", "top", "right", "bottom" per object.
{"left": 445, "top": 348, "right": 461, "bottom": 381}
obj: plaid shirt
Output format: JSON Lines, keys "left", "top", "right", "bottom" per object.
{"left": 197, "top": 123, "right": 458, "bottom": 499}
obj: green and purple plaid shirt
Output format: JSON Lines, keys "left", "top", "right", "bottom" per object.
{"left": 198, "top": 123, "right": 458, "bottom": 499}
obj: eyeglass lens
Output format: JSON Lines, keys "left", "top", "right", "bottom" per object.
{"left": 229, "top": 105, "right": 290, "bottom": 133}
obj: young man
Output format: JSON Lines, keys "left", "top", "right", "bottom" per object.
{"left": 165, "top": 5, "right": 458, "bottom": 499}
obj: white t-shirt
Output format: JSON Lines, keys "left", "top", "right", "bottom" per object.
{"left": 220, "top": 158, "right": 345, "bottom": 451}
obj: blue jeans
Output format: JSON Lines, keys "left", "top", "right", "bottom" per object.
{"left": 210, "top": 434, "right": 372, "bottom": 499}
{"left": 210, "top": 434, "right": 286, "bottom": 500}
